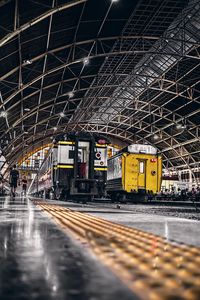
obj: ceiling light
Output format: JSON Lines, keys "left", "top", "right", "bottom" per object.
{"left": 53, "top": 127, "right": 57, "bottom": 131}
{"left": 176, "top": 124, "right": 186, "bottom": 130}
{"left": 0, "top": 111, "right": 7, "bottom": 118}
{"left": 68, "top": 91, "right": 74, "bottom": 98}
{"left": 176, "top": 124, "right": 182, "bottom": 130}
{"left": 112, "top": 0, "right": 119, "bottom": 2}
{"left": 153, "top": 134, "right": 159, "bottom": 140}
{"left": 23, "top": 59, "right": 32, "bottom": 65}
{"left": 24, "top": 131, "right": 29, "bottom": 134}
{"left": 83, "top": 57, "right": 89, "bottom": 65}
{"left": 59, "top": 112, "right": 65, "bottom": 118}
{"left": 24, "top": 108, "right": 31, "bottom": 112}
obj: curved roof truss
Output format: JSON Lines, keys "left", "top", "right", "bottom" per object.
{"left": 0, "top": 0, "right": 200, "bottom": 175}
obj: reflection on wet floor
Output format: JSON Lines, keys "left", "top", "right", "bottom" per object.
{"left": 35, "top": 201, "right": 200, "bottom": 300}
{"left": 0, "top": 197, "right": 137, "bottom": 300}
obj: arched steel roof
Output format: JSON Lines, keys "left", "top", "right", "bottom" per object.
{"left": 0, "top": 0, "right": 200, "bottom": 174}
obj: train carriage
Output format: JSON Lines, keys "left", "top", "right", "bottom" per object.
{"left": 31, "top": 133, "right": 108, "bottom": 201}
{"left": 107, "top": 144, "right": 162, "bottom": 202}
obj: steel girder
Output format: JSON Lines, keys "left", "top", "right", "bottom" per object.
{"left": 0, "top": 0, "right": 199, "bottom": 175}
{"left": 7, "top": 120, "right": 175, "bottom": 172}
{"left": 0, "top": 0, "right": 87, "bottom": 48}
{"left": 68, "top": 0, "right": 200, "bottom": 174}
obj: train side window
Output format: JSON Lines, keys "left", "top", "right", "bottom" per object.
{"left": 139, "top": 161, "right": 144, "bottom": 174}
{"left": 69, "top": 150, "right": 75, "bottom": 159}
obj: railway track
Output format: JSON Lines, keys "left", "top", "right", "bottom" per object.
{"left": 34, "top": 200, "right": 200, "bottom": 300}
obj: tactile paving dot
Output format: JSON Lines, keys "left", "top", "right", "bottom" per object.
{"left": 35, "top": 201, "right": 200, "bottom": 300}
{"left": 183, "top": 287, "right": 200, "bottom": 300}
{"left": 149, "top": 289, "right": 185, "bottom": 300}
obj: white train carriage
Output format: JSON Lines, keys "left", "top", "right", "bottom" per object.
{"left": 31, "top": 133, "right": 108, "bottom": 201}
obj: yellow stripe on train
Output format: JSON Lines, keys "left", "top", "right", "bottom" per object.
{"left": 58, "top": 141, "right": 75, "bottom": 145}
{"left": 56, "top": 165, "right": 74, "bottom": 169}
{"left": 94, "top": 167, "right": 107, "bottom": 171}
{"left": 54, "top": 165, "right": 107, "bottom": 171}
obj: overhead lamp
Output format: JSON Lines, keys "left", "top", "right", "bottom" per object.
{"left": 112, "top": 0, "right": 119, "bottom": 2}
{"left": 24, "top": 108, "right": 31, "bottom": 112}
{"left": 24, "top": 131, "right": 29, "bottom": 134}
{"left": 153, "top": 133, "right": 159, "bottom": 140}
{"left": 83, "top": 57, "right": 89, "bottom": 65}
{"left": 0, "top": 111, "right": 7, "bottom": 118}
{"left": 68, "top": 91, "right": 74, "bottom": 98}
{"left": 23, "top": 59, "right": 32, "bottom": 65}
{"left": 176, "top": 124, "right": 182, "bottom": 130}
{"left": 53, "top": 127, "right": 57, "bottom": 131}
{"left": 176, "top": 123, "right": 187, "bottom": 130}
{"left": 59, "top": 112, "right": 65, "bottom": 118}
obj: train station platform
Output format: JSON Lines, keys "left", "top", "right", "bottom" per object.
{"left": 63, "top": 202, "right": 200, "bottom": 246}
{"left": 1, "top": 197, "right": 200, "bottom": 300}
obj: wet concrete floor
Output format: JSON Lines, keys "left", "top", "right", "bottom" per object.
{"left": 0, "top": 197, "right": 137, "bottom": 300}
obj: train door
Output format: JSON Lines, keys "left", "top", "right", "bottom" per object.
{"left": 77, "top": 141, "right": 90, "bottom": 179}
{"left": 138, "top": 160, "right": 146, "bottom": 190}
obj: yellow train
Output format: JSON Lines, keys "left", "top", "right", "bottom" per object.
{"left": 106, "top": 144, "right": 162, "bottom": 202}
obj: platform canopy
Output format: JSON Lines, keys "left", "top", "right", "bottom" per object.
{"left": 0, "top": 0, "right": 200, "bottom": 172}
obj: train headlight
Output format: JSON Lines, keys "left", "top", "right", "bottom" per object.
{"left": 151, "top": 170, "right": 156, "bottom": 176}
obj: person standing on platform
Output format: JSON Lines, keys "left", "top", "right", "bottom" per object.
{"left": 9, "top": 164, "right": 19, "bottom": 197}
{"left": 21, "top": 176, "right": 27, "bottom": 196}
{"left": 0, "top": 173, "right": 4, "bottom": 195}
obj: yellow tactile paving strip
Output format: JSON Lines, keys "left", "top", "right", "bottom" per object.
{"left": 34, "top": 201, "right": 200, "bottom": 300}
